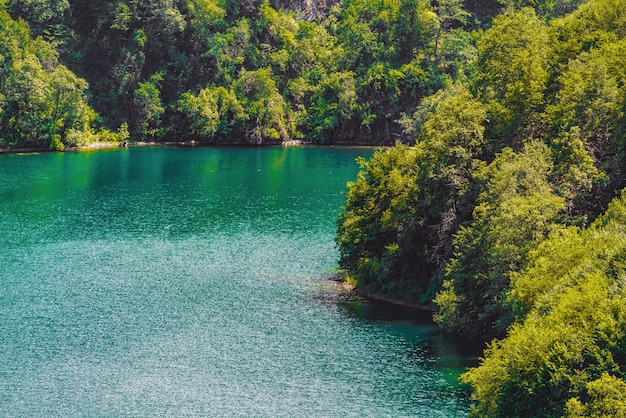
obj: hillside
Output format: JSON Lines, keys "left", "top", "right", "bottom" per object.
{"left": 335, "top": 0, "right": 626, "bottom": 415}
{"left": 1, "top": 0, "right": 503, "bottom": 149}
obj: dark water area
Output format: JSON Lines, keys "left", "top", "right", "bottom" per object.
{"left": 0, "top": 146, "right": 479, "bottom": 416}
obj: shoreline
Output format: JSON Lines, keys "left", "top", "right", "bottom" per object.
{"left": 352, "top": 288, "right": 436, "bottom": 312}
{"left": 0, "top": 139, "right": 380, "bottom": 155}
{"left": 326, "top": 270, "right": 436, "bottom": 312}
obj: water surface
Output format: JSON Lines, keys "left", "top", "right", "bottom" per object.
{"left": 0, "top": 146, "right": 476, "bottom": 416}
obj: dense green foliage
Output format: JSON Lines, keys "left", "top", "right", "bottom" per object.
{"left": 464, "top": 191, "right": 626, "bottom": 416}
{"left": 0, "top": 2, "right": 102, "bottom": 149}
{"left": 337, "top": 84, "right": 487, "bottom": 303}
{"left": 339, "top": 0, "right": 626, "bottom": 327}
{"left": 336, "top": 0, "right": 626, "bottom": 415}
{"left": 0, "top": 0, "right": 484, "bottom": 148}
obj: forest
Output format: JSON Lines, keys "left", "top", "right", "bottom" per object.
{"left": 2, "top": 0, "right": 626, "bottom": 416}
{"left": 0, "top": 0, "right": 501, "bottom": 149}
{"left": 335, "top": 0, "right": 626, "bottom": 416}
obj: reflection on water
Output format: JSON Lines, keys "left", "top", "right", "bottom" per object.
{"left": 311, "top": 280, "right": 482, "bottom": 372}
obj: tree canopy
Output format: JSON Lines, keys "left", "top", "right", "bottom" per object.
{"left": 0, "top": 0, "right": 468, "bottom": 147}
{"left": 334, "top": 0, "right": 626, "bottom": 415}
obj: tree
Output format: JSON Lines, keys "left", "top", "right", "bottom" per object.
{"left": 566, "top": 373, "right": 626, "bottom": 418}
{"left": 326, "top": 0, "right": 441, "bottom": 144}
{"left": 176, "top": 85, "right": 246, "bottom": 141}
{"left": 6, "top": 0, "right": 71, "bottom": 44}
{"left": 432, "top": 0, "right": 469, "bottom": 62}
{"left": 546, "top": 39, "right": 626, "bottom": 217}
{"left": 233, "top": 68, "right": 291, "bottom": 143}
{"left": 132, "top": 73, "right": 165, "bottom": 138}
{"left": 0, "top": 5, "right": 98, "bottom": 148}
{"left": 300, "top": 71, "right": 357, "bottom": 143}
{"left": 435, "top": 141, "right": 566, "bottom": 338}
{"left": 337, "top": 143, "right": 423, "bottom": 297}
{"left": 499, "top": 0, "right": 585, "bottom": 17}
{"left": 463, "top": 189, "right": 626, "bottom": 417}
{"left": 474, "top": 7, "right": 549, "bottom": 144}
{"left": 337, "top": 84, "right": 487, "bottom": 303}
{"left": 205, "top": 18, "right": 254, "bottom": 84}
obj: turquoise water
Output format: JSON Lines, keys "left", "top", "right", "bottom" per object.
{"left": 0, "top": 146, "right": 476, "bottom": 416}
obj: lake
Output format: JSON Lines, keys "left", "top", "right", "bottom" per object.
{"left": 0, "top": 146, "right": 477, "bottom": 416}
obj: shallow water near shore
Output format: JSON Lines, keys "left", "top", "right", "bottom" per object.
{"left": 0, "top": 146, "right": 478, "bottom": 416}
